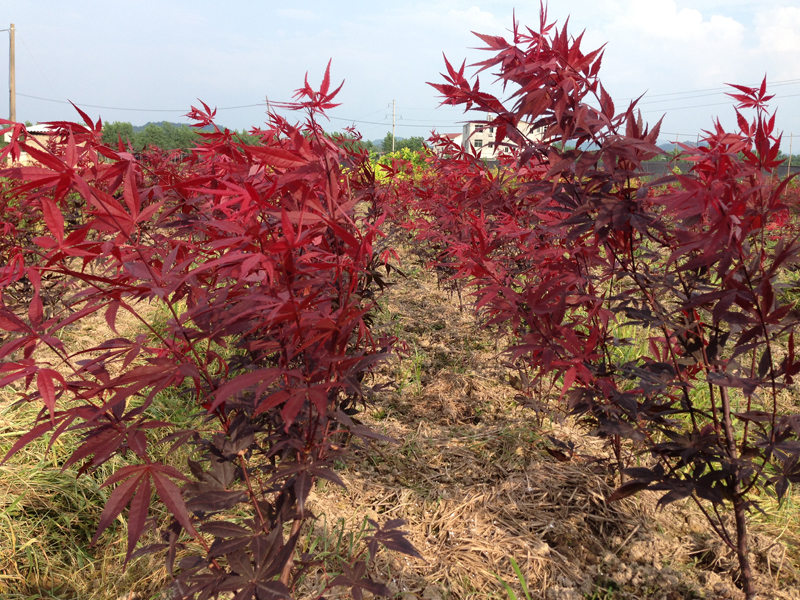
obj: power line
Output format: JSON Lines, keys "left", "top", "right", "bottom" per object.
{"left": 327, "top": 115, "right": 453, "bottom": 129}
{"left": 395, "top": 79, "right": 800, "bottom": 111}
{"left": 636, "top": 80, "right": 800, "bottom": 106}
{"left": 14, "top": 85, "right": 800, "bottom": 130}
{"left": 618, "top": 77, "right": 800, "bottom": 102}
{"left": 17, "top": 90, "right": 460, "bottom": 130}
{"left": 353, "top": 105, "right": 391, "bottom": 120}
{"left": 396, "top": 105, "right": 465, "bottom": 111}
{"left": 640, "top": 92, "right": 800, "bottom": 114}
{"left": 17, "top": 33, "right": 57, "bottom": 99}
{"left": 639, "top": 85, "right": 798, "bottom": 106}
{"left": 17, "top": 92, "right": 269, "bottom": 112}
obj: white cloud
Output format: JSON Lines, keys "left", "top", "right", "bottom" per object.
{"left": 756, "top": 7, "right": 800, "bottom": 54}
{"left": 275, "top": 8, "right": 318, "bottom": 20}
{"left": 608, "top": 0, "right": 744, "bottom": 44}
{"left": 593, "top": 0, "right": 748, "bottom": 90}
{"left": 447, "top": 6, "right": 502, "bottom": 30}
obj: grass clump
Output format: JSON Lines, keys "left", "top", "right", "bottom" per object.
{"left": 0, "top": 461, "right": 170, "bottom": 599}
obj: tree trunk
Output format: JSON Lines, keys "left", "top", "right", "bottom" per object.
{"left": 733, "top": 497, "right": 755, "bottom": 599}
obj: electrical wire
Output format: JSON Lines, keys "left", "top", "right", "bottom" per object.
{"left": 17, "top": 92, "right": 270, "bottom": 112}
{"left": 639, "top": 85, "right": 797, "bottom": 106}
{"left": 395, "top": 79, "right": 800, "bottom": 111}
{"left": 625, "top": 77, "right": 800, "bottom": 101}
{"left": 641, "top": 92, "right": 800, "bottom": 114}
{"left": 17, "top": 34, "right": 58, "bottom": 100}
{"left": 327, "top": 115, "right": 453, "bottom": 129}
{"left": 16, "top": 91, "right": 457, "bottom": 129}
{"left": 14, "top": 84, "right": 800, "bottom": 132}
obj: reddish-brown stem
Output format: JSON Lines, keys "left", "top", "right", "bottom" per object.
{"left": 279, "top": 518, "right": 304, "bottom": 586}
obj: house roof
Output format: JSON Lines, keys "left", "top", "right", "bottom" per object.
{"left": 26, "top": 124, "right": 55, "bottom": 135}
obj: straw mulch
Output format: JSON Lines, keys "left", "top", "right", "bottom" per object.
{"left": 296, "top": 254, "right": 800, "bottom": 600}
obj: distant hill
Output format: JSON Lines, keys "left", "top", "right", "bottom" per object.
{"left": 132, "top": 121, "right": 217, "bottom": 133}
{"left": 658, "top": 140, "right": 707, "bottom": 152}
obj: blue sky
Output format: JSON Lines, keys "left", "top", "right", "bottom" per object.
{"left": 3, "top": 0, "right": 800, "bottom": 145}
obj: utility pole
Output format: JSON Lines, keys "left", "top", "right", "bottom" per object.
{"left": 391, "top": 99, "right": 395, "bottom": 152}
{"left": 788, "top": 133, "right": 794, "bottom": 178}
{"left": 8, "top": 23, "right": 14, "bottom": 122}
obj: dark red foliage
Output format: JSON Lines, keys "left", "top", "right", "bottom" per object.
{"left": 4, "top": 7, "right": 800, "bottom": 599}
{"left": 0, "top": 65, "right": 415, "bottom": 599}
{"left": 384, "top": 6, "right": 800, "bottom": 598}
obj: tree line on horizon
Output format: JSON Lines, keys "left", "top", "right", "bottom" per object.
{"left": 100, "top": 121, "right": 426, "bottom": 157}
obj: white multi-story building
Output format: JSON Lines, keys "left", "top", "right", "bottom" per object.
{"left": 461, "top": 114, "right": 544, "bottom": 160}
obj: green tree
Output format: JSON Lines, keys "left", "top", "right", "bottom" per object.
{"left": 136, "top": 123, "right": 168, "bottom": 151}
{"left": 396, "top": 136, "right": 425, "bottom": 152}
{"left": 381, "top": 132, "right": 395, "bottom": 153}
{"left": 330, "top": 133, "right": 374, "bottom": 154}
{"left": 776, "top": 150, "right": 800, "bottom": 166}
{"left": 101, "top": 121, "right": 135, "bottom": 147}
{"left": 359, "top": 139, "right": 376, "bottom": 153}
{"left": 160, "top": 122, "right": 200, "bottom": 150}
{"left": 381, "top": 132, "right": 426, "bottom": 153}
{"left": 235, "top": 129, "right": 261, "bottom": 146}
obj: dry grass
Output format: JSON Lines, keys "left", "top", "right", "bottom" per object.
{"left": 295, "top": 253, "right": 800, "bottom": 600}
{"left": 1, "top": 249, "right": 799, "bottom": 599}
{"left": 0, "top": 463, "right": 171, "bottom": 599}
{"left": 0, "top": 300, "right": 175, "bottom": 600}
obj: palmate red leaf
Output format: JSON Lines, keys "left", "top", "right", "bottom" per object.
{"left": 69, "top": 101, "right": 96, "bottom": 129}
{"left": 65, "top": 130, "right": 78, "bottom": 168}
{"left": 152, "top": 470, "right": 197, "bottom": 537}
{"left": 607, "top": 480, "right": 650, "bottom": 503}
{"left": 18, "top": 142, "right": 68, "bottom": 172}
{"left": 210, "top": 368, "right": 282, "bottom": 412}
{"left": 91, "top": 471, "right": 145, "bottom": 546}
{"left": 36, "top": 369, "right": 61, "bottom": 422}
{"left": 557, "top": 364, "right": 578, "bottom": 398}
{"left": 472, "top": 31, "right": 509, "bottom": 51}
{"left": 200, "top": 521, "right": 251, "bottom": 538}
{"left": 125, "top": 473, "right": 152, "bottom": 562}
{"left": 320, "top": 58, "right": 332, "bottom": 97}
{"left": 247, "top": 146, "right": 307, "bottom": 169}
{"left": 2, "top": 417, "right": 60, "bottom": 463}
{"left": 41, "top": 197, "right": 65, "bottom": 244}
{"left": 122, "top": 164, "right": 141, "bottom": 220}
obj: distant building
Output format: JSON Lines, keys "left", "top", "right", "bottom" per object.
{"left": 3, "top": 123, "right": 55, "bottom": 165}
{"left": 429, "top": 132, "right": 463, "bottom": 157}
{"left": 461, "top": 114, "right": 543, "bottom": 160}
